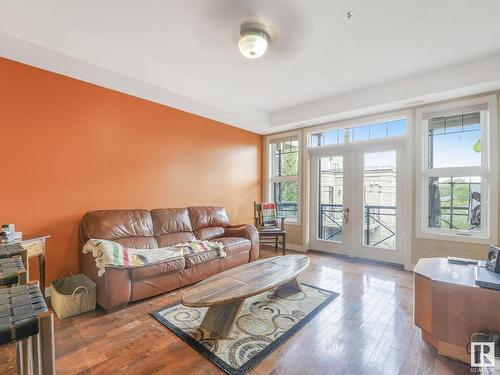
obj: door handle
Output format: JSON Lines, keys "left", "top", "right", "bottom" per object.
{"left": 343, "top": 208, "right": 350, "bottom": 224}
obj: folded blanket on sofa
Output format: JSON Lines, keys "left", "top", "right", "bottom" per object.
{"left": 82, "top": 239, "right": 226, "bottom": 276}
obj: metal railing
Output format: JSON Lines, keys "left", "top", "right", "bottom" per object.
{"left": 364, "top": 205, "right": 396, "bottom": 248}
{"left": 430, "top": 179, "right": 481, "bottom": 230}
{"left": 318, "top": 204, "right": 344, "bottom": 241}
{"left": 276, "top": 202, "right": 298, "bottom": 218}
{"left": 319, "top": 204, "right": 397, "bottom": 248}
{"left": 281, "top": 199, "right": 477, "bottom": 247}
{"left": 439, "top": 206, "right": 479, "bottom": 230}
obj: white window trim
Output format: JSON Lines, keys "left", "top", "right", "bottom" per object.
{"left": 265, "top": 130, "right": 302, "bottom": 225}
{"left": 415, "top": 95, "right": 498, "bottom": 244}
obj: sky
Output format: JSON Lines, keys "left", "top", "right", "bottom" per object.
{"left": 431, "top": 128, "right": 481, "bottom": 168}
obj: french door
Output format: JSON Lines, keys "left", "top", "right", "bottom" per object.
{"left": 309, "top": 143, "right": 405, "bottom": 265}
{"left": 310, "top": 150, "right": 353, "bottom": 256}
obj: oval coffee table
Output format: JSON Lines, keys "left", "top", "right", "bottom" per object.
{"left": 181, "top": 255, "right": 310, "bottom": 338}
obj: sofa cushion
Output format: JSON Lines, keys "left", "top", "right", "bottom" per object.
{"left": 217, "top": 237, "right": 251, "bottom": 256}
{"left": 81, "top": 210, "right": 158, "bottom": 249}
{"left": 128, "top": 256, "right": 185, "bottom": 280}
{"left": 151, "top": 208, "right": 197, "bottom": 246}
{"left": 151, "top": 208, "right": 193, "bottom": 235}
{"left": 194, "top": 227, "right": 225, "bottom": 241}
{"left": 187, "top": 206, "right": 230, "bottom": 230}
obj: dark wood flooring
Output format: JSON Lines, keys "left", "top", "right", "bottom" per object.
{"left": 0, "top": 248, "right": 470, "bottom": 374}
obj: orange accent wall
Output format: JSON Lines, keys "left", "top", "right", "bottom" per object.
{"left": 0, "top": 57, "right": 262, "bottom": 285}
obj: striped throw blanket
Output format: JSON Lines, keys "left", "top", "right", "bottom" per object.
{"left": 82, "top": 239, "right": 226, "bottom": 276}
{"left": 261, "top": 202, "right": 277, "bottom": 227}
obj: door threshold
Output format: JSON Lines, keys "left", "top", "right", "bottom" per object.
{"left": 308, "top": 249, "right": 404, "bottom": 270}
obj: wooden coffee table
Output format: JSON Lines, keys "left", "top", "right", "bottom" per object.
{"left": 181, "top": 255, "right": 310, "bottom": 338}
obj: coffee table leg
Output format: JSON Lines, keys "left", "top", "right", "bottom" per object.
{"left": 201, "top": 300, "right": 244, "bottom": 339}
{"left": 275, "top": 277, "right": 303, "bottom": 297}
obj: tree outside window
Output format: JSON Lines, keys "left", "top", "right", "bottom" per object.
{"left": 271, "top": 139, "right": 299, "bottom": 220}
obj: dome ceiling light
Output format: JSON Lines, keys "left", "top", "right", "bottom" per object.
{"left": 238, "top": 23, "right": 269, "bottom": 59}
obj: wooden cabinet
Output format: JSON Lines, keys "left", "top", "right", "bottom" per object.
{"left": 414, "top": 258, "right": 500, "bottom": 364}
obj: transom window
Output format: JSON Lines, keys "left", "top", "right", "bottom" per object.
{"left": 310, "top": 118, "right": 406, "bottom": 147}
{"left": 270, "top": 138, "right": 299, "bottom": 221}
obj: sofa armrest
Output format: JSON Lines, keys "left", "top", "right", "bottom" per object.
{"left": 79, "top": 249, "right": 131, "bottom": 311}
{"left": 224, "top": 224, "right": 259, "bottom": 262}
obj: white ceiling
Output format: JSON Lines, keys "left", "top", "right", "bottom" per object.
{"left": 2, "top": 0, "right": 500, "bottom": 134}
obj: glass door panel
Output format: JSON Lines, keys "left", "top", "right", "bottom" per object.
{"left": 363, "top": 151, "right": 397, "bottom": 249}
{"left": 353, "top": 147, "right": 403, "bottom": 265}
{"left": 309, "top": 152, "right": 352, "bottom": 256}
{"left": 318, "top": 156, "right": 344, "bottom": 242}
{"left": 309, "top": 137, "right": 405, "bottom": 265}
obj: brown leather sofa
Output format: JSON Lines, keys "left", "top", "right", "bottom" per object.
{"left": 79, "top": 206, "right": 259, "bottom": 312}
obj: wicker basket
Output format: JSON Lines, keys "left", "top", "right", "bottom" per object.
{"left": 50, "top": 273, "right": 96, "bottom": 319}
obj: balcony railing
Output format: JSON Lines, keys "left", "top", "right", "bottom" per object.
{"left": 276, "top": 202, "right": 298, "bottom": 219}
{"left": 364, "top": 205, "right": 396, "bottom": 248}
{"left": 439, "top": 206, "right": 479, "bottom": 230}
{"left": 319, "top": 204, "right": 397, "bottom": 248}
{"left": 279, "top": 199, "right": 477, "bottom": 248}
{"left": 318, "top": 204, "right": 344, "bottom": 241}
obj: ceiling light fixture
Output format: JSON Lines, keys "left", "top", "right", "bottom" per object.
{"left": 238, "top": 23, "right": 269, "bottom": 59}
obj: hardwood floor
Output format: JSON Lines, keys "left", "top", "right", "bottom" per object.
{"left": 0, "top": 248, "right": 470, "bottom": 374}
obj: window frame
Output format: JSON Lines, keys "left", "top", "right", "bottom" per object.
{"left": 305, "top": 110, "right": 412, "bottom": 269}
{"left": 415, "top": 95, "right": 498, "bottom": 244}
{"left": 266, "top": 131, "right": 302, "bottom": 225}
{"left": 307, "top": 114, "right": 408, "bottom": 148}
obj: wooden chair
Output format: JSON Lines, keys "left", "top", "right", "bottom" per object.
{"left": 253, "top": 201, "right": 287, "bottom": 255}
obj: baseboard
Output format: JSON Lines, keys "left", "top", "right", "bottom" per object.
{"left": 286, "top": 244, "right": 307, "bottom": 252}
{"left": 308, "top": 249, "right": 405, "bottom": 270}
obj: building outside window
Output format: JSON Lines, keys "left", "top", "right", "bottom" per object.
{"left": 363, "top": 154, "right": 397, "bottom": 249}
{"left": 318, "top": 156, "right": 344, "bottom": 241}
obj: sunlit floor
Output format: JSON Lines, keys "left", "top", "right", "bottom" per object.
{"left": 0, "top": 247, "right": 469, "bottom": 374}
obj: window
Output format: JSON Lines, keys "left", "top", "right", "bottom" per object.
{"left": 272, "top": 140, "right": 298, "bottom": 177}
{"left": 427, "top": 176, "right": 481, "bottom": 231}
{"left": 269, "top": 138, "right": 299, "bottom": 221}
{"left": 310, "top": 118, "right": 406, "bottom": 147}
{"left": 417, "top": 97, "right": 498, "bottom": 243}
